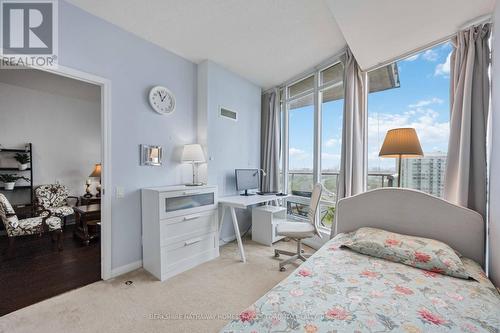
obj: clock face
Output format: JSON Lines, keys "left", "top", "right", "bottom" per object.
{"left": 149, "top": 86, "right": 176, "bottom": 115}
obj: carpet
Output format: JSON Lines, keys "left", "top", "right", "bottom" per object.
{"left": 0, "top": 238, "right": 313, "bottom": 333}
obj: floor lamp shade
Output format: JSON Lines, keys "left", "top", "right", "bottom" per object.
{"left": 379, "top": 128, "right": 423, "bottom": 187}
{"left": 379, "top": 128, "right": 423, "bottom": 158}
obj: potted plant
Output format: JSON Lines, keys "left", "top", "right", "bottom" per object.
{"left": 14, "top": 153, "right": 30, "bottom": 170}
{"left": 0, "top": 174, "right": 30, "bottom": 190}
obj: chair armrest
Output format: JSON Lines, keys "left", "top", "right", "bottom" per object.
{"left": 33, "top": 204, "right": 51, "bottom": 233}
{"left": 67, "top": 196, "right": 79, "bottom": 207}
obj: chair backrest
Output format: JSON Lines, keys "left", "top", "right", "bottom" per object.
{"left": 35, "top": 184, "right": 69, "bottom": 208}
{"left": 0, "top": 193, "right": 19, "bottom": 234}
{"left": 307, "top": 183, "right": 323, "bottom": 238}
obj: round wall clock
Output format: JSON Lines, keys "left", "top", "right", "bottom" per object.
{"left": 148, "top": 86, "right": 176, "bottom": 115}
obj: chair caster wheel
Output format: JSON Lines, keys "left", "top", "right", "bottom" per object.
{"left": 301, "top": 249, "right": 305, "bottom": 253}
{"left": 280, "top": 267, "right": 286, "bottom": 272}
{"left": 274, "top": 252, "right": 280, "bottom": 258}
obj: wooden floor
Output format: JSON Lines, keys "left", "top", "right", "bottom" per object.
{"left": 0, "top": 225, "right": 100, "bottom": 316}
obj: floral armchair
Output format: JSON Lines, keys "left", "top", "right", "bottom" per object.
{"left": 35, "top": 184, "right": 78, "bottom": 228}
{"left": 0, "top": 193, "right": 63, "bottom": 257}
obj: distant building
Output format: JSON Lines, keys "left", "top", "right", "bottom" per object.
{"left": 400, "top": 152, "right": 447, "bottom": 197}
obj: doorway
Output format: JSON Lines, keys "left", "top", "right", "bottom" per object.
{"left": 0, "top": 65, "right": 111, "bottom": 315}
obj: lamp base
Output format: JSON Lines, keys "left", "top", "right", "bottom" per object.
{"left": 185, "top": 183, "right": 204, "bottom": 186}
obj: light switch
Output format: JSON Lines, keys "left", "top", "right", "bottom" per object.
{"left": 116, "top": 186, "right": 125, "bottom": 198}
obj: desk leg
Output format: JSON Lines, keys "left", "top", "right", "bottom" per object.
{"left": 219, "top": 205, "right": 226, "bottom": 232}
{"left": 230, "top": 207, "right": 246, "bottom": 263}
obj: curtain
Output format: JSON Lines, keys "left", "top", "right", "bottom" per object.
{"left": 333, "top": 48, "right": 368, "bottom": 236}
{"left": 261, "top": 89, "right": 280, "bottom": 192}
{"left": 444, "top": 24, "right": 491, "bottom": 218}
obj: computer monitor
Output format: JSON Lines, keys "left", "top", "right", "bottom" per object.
{"left": 235, "top": 169, "right": 259, "bottom": 196}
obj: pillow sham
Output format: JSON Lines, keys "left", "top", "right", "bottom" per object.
{"left": 341, "top": 227, "right": 470, "bottom": 279}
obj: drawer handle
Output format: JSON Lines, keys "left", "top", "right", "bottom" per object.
{"left": 184, "top": 237, "right": 203, "bottom": 246}
{"left": 183, "top": 215, "right": 200, "bottom": 221}
{"left": 183, "top": 191, "right": 201, "bottom": 195}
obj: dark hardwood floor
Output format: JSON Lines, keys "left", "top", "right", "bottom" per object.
{"left": 0, "top": 224, "right": 100, "bottom": 316}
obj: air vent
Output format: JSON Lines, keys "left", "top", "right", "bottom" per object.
{"left": 219, "top": 107, "right": 237, "bottom": 121}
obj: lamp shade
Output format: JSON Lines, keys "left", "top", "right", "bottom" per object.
{"left": 182, "top": 144, "right": 205, "bottom": 163}
{"left": 379, "top": 128, "right": 424, "bottom": 158}
{"left": 89, "top": 163, "right": 102, "bottom": 178}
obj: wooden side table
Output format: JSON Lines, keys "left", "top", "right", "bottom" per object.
{"left": 73, "top": 204, "right": 101, "bottom": 246}
{"left": 79, "top": 195, "right": 101, "bottom": 206}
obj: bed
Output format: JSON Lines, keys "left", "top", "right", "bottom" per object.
{"left": 221, "top": 188, "right": 500, "bottom": 333}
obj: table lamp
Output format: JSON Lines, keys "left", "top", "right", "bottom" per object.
{"left": 379, "top": 128, "right": 423, "bottom": 187}
{"left": 182, "top": 144, "right": 205, "bottom": 186}
{"left": 89, "top": 163, "right": 102, "bottom": 197}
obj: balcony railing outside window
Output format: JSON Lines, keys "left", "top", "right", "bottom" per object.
{"left": 286, "top": 171, "right": 395, "bottom": 230}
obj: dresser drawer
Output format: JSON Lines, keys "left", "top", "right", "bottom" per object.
{"left": 161, "top": 232, "right": 217, "bottom": 274}
{"left": 160, "top": 210, "right": 217, "bottom": 246}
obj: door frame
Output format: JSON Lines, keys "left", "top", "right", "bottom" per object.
{"left": 34, "top": 64, "right": 113, "bottom": 280}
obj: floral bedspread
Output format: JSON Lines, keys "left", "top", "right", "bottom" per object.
{"left": 221, "top": 234, "right": 500, "bottom": 333}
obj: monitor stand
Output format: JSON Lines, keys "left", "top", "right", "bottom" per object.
{"left": 240, "top": 189, "right": 255, "bottom": 196}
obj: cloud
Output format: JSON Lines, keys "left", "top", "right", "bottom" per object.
{"left": 324, "top": 138, "right": 340, "bottom": 147}
{"left": 289, "top": 147, "right": 305, "bottom": 156}
{"left": 422, "top": 49, "right": 439, "bottom": 61}
{"left": 435, "top": 52, "right": 451, "bottom": 76}
{"left": 408, "top": 97, "right": 443, "bottom": 108}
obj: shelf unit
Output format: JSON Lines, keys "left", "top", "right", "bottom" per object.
{"left": 0, "top": 143, "right": 34, "bottom": 216}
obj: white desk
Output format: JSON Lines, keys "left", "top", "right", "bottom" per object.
{"left": 219, "top": 194, "right": 289, "bottom": 262}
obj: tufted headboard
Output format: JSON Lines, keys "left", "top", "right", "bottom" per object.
{"left": 335, "top": 188, "right": 485, "bottom": 266}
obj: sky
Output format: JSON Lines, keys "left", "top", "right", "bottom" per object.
{"left": 288, "top": 42, "right": 452, "bottom": 172}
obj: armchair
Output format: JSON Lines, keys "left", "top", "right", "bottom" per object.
{"left": 35, "top": 184, "right": 78, "bottom": 229}
{"left": 0, "top": 194, "right": 63, "bottom": 257}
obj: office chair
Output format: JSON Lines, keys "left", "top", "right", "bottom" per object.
{"left": 274, "top": 183, "right": 323, "bottom": 271}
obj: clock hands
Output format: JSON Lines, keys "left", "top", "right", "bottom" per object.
{"left": 158, "top": 91, "right": 167, "bottom": 102}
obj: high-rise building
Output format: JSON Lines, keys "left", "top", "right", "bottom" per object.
{"left": 400, "top": 152, "right": 447, "bottom": 197}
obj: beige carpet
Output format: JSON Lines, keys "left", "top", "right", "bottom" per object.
{"left": 0, "top": 238, "right": 313, "bottom": 333}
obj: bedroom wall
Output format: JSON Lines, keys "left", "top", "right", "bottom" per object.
{"left": 0, "top": 70, "right": 101, "bottom": 203}
{"left": 489, "top": 1, "right": 500, "bottom": 287}
{"left": 197, "top": 60, "right": 262, "bottom": 243}
{"left": 56, "top": 0, "right": 197, "bottom": 270}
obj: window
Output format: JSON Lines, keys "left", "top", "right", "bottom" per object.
{"left": 281, "top": 56, "right": 402, "bottom": 233}
{"left": 367, "top": 42, "right": 452, "bottom": 197}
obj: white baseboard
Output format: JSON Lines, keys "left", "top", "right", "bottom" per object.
{"left": 110, "top": 260, "right": 143, "bottom": 278}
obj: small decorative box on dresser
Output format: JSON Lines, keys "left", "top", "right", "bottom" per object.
{"left": 141, "top": 185, "right": 218, "bottom": 281}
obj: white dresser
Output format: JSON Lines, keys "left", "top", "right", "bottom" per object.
{"left": 141, "top": 185, "right": 218, "bottom": 281}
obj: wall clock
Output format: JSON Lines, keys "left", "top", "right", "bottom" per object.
{"left": 148, "top": 86, "right": 176, "bottom": 115}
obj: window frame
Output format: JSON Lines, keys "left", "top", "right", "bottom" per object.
{"left": 281, "top": 57, "right": 344, "bottom": 232}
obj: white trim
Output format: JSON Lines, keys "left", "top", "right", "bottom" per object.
{"left": 110, "top": 260, "right": 143, "bottom": 278}
{"left": 33, "top": 64, "right": 113, "bottom": 280}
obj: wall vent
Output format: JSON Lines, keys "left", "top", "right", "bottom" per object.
{"left": 219, "top": 107, "right": 237, "bottom": 121}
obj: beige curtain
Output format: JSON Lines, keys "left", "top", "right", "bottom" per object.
{"left": 261, "top": 89, "right": 280, "bottom": 192}
{"left": 444, "top": 24, "right": 491, "bottom": 218}
{"left": 333, "top": 48, "right": 368, "bottom": 236}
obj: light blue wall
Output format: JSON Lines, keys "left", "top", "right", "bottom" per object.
{"left": 197, "top": 61, "right": 261, "bottom": 242}
{"left": 59, "top": 1, "right": 197, "bottom": 269}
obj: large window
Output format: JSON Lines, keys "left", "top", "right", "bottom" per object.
{"left": 282, "top": 57, "right": 401, "bottom": 232}
{"left": 368, "top": 42, "right": 451, "bottom": 197}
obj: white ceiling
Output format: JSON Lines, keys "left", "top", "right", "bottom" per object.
{"left": 66, "top": 0, "right": 496, "bottom": 89}
{"left": 326, "top": 0, "right": 496, "bottom": 70}
{"left": 66, "top": 0, "right": 346, "bottom": 89}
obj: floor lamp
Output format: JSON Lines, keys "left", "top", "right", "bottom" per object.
{"left": 379, "top": 128, "right": 423, "bottom": 187}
